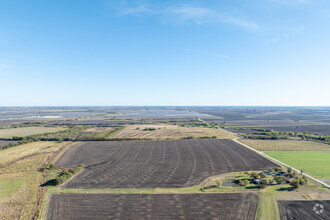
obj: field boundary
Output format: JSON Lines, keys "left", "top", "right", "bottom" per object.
{"left": 233, "top": 138, "right": 330, "bottom": 189}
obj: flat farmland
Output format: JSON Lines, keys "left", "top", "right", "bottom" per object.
{"left": 55, "top": 139, "right": 278, "bottom": 188}
{"left": 109, "top": 124, "right": 236, "bottom": 139}
{"left": 0, "top": 127, "right": 65, "bottom": 139}
{"left": 240, "top": 139, "right": 330, "bottom": 151}
{"left": 278, "top": 200, "right": 329, "bottom": 220}
{"left": 47, "top": 193, "right": 258, "bottom": 220}
{"left": 265, "top": 151, "right": 330, "bottom": 180}
{"left": 0, "top": 141, "right": 68, "bottom": 165}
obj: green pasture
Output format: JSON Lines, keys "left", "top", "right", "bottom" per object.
{"left": 265, "top": 151, "right": 330, "bottom": 180}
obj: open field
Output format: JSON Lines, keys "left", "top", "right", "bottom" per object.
{"left": 278, "top": 200, "right": 329, "bottom": 220}
{"left": 0, "top": 154, "right": 47, "bottom": 219}
{"left": 0, "top": 141, "right": 68, "bottom": 166}
{"left": 109, "top": 124, "right": 236, "bottom": 139}
{"left": 224, "top": 125, "right": 330, "bottom": 136}
{"left": 83, "top": 126, "right": 113, "bottom": 133}
{"left": 0, "top": 127, "right": 65, "bottom": 139}
{"left": 47, "top": 193, "right": 258, "bottom": 220}
{"left": 52, "top": 120, "right": 143, "bottom": 125}
{"left": 240, "top": 139, "right": 330, "bottom": 151}
{"left": 0, "top": 141, "right": 73, "bottom": 219}
{"left": 0, "top": 140, "right": 18, "bottom": 147}
{"left": 265, "top": 151, "right": 330, "bottom": 180}
{"left": 55, "top": 139, "right": 278, "bottom": 188}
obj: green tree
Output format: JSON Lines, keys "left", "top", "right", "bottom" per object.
{"left": 216, "top": 180, "right": 222, "bottom": 188}
{"left": 290, "top": 179, "right": 299, "bottom": 188}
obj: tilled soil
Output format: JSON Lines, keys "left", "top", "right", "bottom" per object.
{"left": 278, "top": 200, "right": 330, "bottom": 220}
{"left": 47, "top": 193, "right": 258, "bottom": 220}
{"left": 56, "top": 139, "right": 278, "bottom": 188}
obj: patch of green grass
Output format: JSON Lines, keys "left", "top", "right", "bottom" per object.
{"left": 0, "top": 177, "right": 26, "bottom": 197}
{"left": 255, "top": 185, "right": 285, "bottom": 220}
{"left": 265, "top": 151, "right": 330, "bottom": 179}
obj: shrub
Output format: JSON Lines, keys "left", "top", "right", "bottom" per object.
{"left": 49, "top": 164, "right": 55, "bottom": 169}
{"left": 250, "top": 172, "right": 259, "bottom": 179}
{"left": 143, "top": 127, "right": 156, "bottom": 131}
{"left": 54, "top": 164, "right": 85, "bottom": 185}
{"left": 216, "top": 180, "right": 222, "bottom": 188}
{"left": 274, "top": 176, "right": 284, "bottom": 184}
{"left": 290, "top": 179, "right": 299, "bottom": 188}
{"left": 299, "top": 179, "right": 305, "bottom": 185}
{"left": 275, "top": 167, "right": 282, "bottom": 172}
{"left": 242, "top": 179, "right": 249, "bottom": 186}
{"left": 260, "top": 178, "right": 269, "bottom": 188}
{"left": 55, "top": 177, "right": 62, "bottom": 185}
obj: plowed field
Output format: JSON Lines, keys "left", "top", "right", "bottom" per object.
{"left": 56, "top": 139, "right": 277, "bottom": 188}
{"left": 47, "top": 193, "right": 258, "bottom": 220}
{"left": 278, "top": 200, "right": 330, "bottom": 220}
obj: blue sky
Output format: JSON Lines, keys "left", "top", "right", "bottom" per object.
{"left": 0, "top": 0, "right": 329, "bottom": 106}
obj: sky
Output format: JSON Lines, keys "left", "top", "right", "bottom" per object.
{"left": 0, "top": 0, "right": 329, "bottom": 106}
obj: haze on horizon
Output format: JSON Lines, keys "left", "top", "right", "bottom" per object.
{"left": 0, "top": 0, "right": 329, "bottom": 106}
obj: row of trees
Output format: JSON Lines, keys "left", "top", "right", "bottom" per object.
{"left": 239, "top": 129, "right": 330, "bottom": 144}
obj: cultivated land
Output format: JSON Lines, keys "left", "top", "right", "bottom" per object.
{"left": 0, "top": 127, "right": 65, "bottom": 139}
{"left": 278, "top": 200, "right": 330, "bottom": 220}
{"left": 109, "top": 124, "right": 235, "bottom": 139}
{"left": 55, "top": 139, "right": 278, "bottom": 188}
{"left": 265, "top": 151, "right": 330, "bottom": 180}
{"left": 0, "top": 141, "right": 73, "bottom": 219}
{"left": 240, "top": 139, "right": 330, "bottom": 151}
{"left": 47, "top": 193, "right": 258, "bottom": 220}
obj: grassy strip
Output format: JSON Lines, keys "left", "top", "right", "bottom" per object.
{"left": 255, "top": 186, "right": 281, "bottom": 220}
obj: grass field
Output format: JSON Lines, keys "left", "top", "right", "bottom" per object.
{"left": 84, "top": 127, "right": 113, "bottom": 133}
{"left": 0, "top": 140, "right": 74, "bottom": 219}
{"left": 0, "top": 141, "right": 68, "bottom": 165}
{"left": 0, "top": 141, "right": 74, "bottom": 219}
{"left": 110, "top": 124, "right": 236, "bottom": 139}
{"left": 240, "top": 139, "right": 330, "bottom": 151}
{"left": 0, "top": 154, "right": 46, "bottom": 219}
{"left": 0, "top": 127, "right": 65, "bottom": 139}
{"left": 265, "top": 151, "right": 330, "bottom": 180}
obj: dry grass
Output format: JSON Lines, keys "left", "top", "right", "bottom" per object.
{"left": 109, "top": 124, "right": 236, "bottom": 139}
{"left": 0, "top": 127, "right": 65, "bottom": 139}
{"left": 0, "top": 141, "right": 74, "bottom": 219}
{"left": 240, "top": 139, "right": 330, "bottom": 151}
{"left": 0, "top": 154, "right": 50, "bottom": 219}
{"left": 0, "top": 142, "right": 68, "bottom": 166}
{"left": 84, "top": 127, "right": 113, "bottom": 133}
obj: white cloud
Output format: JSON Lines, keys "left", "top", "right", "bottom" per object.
{"left": 184, "top": 49, "right": 230, "bottom": 59}
{"left": 116, "top": 5, "right": 258, "bottom": 32}
{"left": 168, "top": 7, "right": 214, "bottom": 22}
{"left": 271, "top": 0, "right": 311, "bottom": 6}
{"left": 119, "top": 5, "right": 155, "bottom": 16}
{"left": 224, "top": 18, "right": 259, "bottom": 32}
